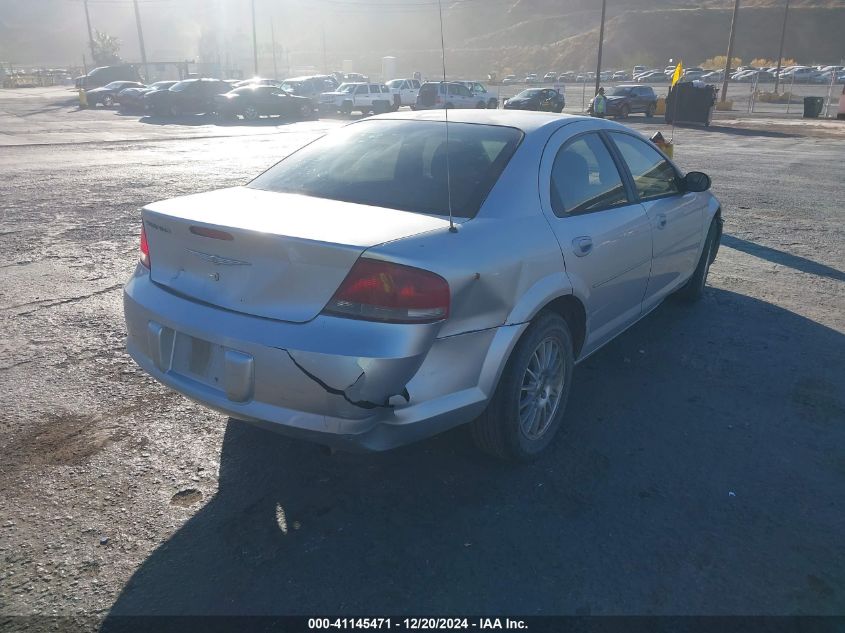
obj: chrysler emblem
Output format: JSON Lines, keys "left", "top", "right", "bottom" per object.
{"left": 187, "top": 249, "right": 251, "bottom": 267}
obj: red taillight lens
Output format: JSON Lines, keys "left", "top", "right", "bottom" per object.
{"left": 324, "top": 259, "right": 449, "bottom": 323}
{"left": 139, "top": 223, "right": 150, "bottom": 268}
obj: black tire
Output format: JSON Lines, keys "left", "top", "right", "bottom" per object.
{"left": 471, "top": 311, "right": 574, "bottom": 461}
{"left": 620, "top": 104, "right": 630, "bottom": 119}
{"left": 676, "top": 217, "right": 719, "bottom": 302}
{"left": 646, "top": 103, "right": 656, "bottom": 118}
{"left": 102, "top": 94, "right": 114, "bottom": 107}
{"left": 242, "top": 105, "right": 259, "bottom": 121}
{"left": 476, "top": 100, "right": 486, "bottom": 109}
{"left": 488, "top": 98, "right": 498, "bottom": 109}
{"left": 299, "top": 102, "right": 313, "bottom": 120}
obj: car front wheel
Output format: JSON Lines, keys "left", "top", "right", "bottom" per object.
{"left": 242, "top": 105, "right": 259, "bottom": 121}
{"left": 646, "top": 103, "right": 656, "bottom": 117}
{"left": 471, "top": 312, "right": 574, "bottom": 461}
{"left": 102, "top": 95, "right": 114, "bottom": 107}
{"left": 676, "top": 217, "right": 719, "bottom": 302}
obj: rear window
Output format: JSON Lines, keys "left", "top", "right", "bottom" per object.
{"left": 248, "top": 120, "right": 523, "bottom": 218}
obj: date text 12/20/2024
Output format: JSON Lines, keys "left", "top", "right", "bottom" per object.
{"left": 308, "top": 618, "right": 527, "bottom": 630}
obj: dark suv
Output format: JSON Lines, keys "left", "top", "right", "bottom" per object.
{"left": 74, "top": 65, "right": 142, "bottom": 90}
{"left": 145, "top": 78, "right": 232, "bottom": 116}
{"left": 603, "top": 85, "right": 658, "bottom": 118}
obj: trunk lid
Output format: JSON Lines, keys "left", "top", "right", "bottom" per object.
{"left": 142, "top": 186, "right": 449, "bottom": 323}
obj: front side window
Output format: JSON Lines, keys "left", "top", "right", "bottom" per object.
{"left": 248, "top": 120, "right": 523, "bottom": 219}
{"left": 355, "top": 85, "right": 369, "bottom": 95}
{"left": 609, "top": 133, "right": 680, "bottom": 200}
{"left": 550, "top": 133, "right": 628, "bottom": 216}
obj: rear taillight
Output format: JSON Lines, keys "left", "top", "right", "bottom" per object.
{"left": 139, "top": 223, "right": 150, "bottom": 268}
{"left": 323, "top": 259, "right": 449, "bottom": 324}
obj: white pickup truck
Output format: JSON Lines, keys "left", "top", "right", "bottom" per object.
{"left": 319, "top": 82, "right": 393, "bottom": 115}
{"left": 385, "top": 78, "right": 421, "bottom": 110}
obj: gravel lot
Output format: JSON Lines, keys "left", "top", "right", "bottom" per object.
{"left": 1, "top": 88, "right": 843, "bottom": 627}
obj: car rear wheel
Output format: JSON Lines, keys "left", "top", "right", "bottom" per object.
{"left": 168, "top": 103, "right": 181, "bottom": 118}
{"left": 620, "top": 104, "right": 630, "bottom": 119}
{"left": 102, "top": 94, "right": 114, "bottom": 107}
{"left": 646, "top": 103, "right": 656, "bottom": 118}
{"left": 488, "top": 98, "right": 498, "bottom": 109}
{"left": 676, "top": 217, "right": 719, "bottom": 302}
{"left": 471, "top": 312, "right": 574, "bottom": 461}
{"left": 476, "top": 100, "right": 486, "bottom": 109}
{"left": 242, "top": 105, "right": 259, "bottom": 121}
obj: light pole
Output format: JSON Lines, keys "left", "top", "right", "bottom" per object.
{"left": 132, "top": 0, "right": 149, "bottom": 82}
{"left": 774, "top": 0, "right": 790, "bottom": 93}
{"left": 720, "top": 0, "right": 740, "bottom": 103}
{"left": 83, "top": 0, "right": 96, "bottom": 63}
{"left": 594, "top": 0, "right": 607, "bottom": 96}
{"left": 251, "top": 0, "right": 259, "bottom": 76}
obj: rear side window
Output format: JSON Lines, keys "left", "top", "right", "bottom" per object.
{"left": 249, "top": 120, "right": 523, "bottom": 219}
{"left": 550, "top": 133, "right": 628, "bottom": 216}
{"left": 609, "top": 132, "right": 680, "bottom": 200}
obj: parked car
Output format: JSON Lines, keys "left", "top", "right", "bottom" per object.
{"left": 632, "top": 65, "right": 646, "bottom": 77}
{"left": 415, "top": 81, "right": 487, "bottom": 109}
{"left": 320, "top": 82, "right": 393, "bottom": 115}
{"left": 234, "top": 78, "right": 283, "bottom": 89}
{"left": 280, "top": 75, "right": 339, "bottom": 103}
{"left": 636, "top": 71, "right": 668, "bottom": 83}
{"left": 504, "top": 88, "right": 564, "bottom": 113}
{"left": 214, "top": 85, "right": 315, "bottom": 121}
{"left": 543, "top": 72, "right": 558, "bottom": 82}
{"left": 386, "top": 78, "right": 422, "bottom": 109}
{"left": 612, "top": 70, "right": 629, "bottom": 81}
{"left": 524, "top": 73, "right": 539, "bottom": 84}
{"left": 118, "top": 81, "right": 177, "bottom": 113}
{"left": 85, "top": 80, "right": 146, "bottom": 107}
{"left": 557, "top": 72, "right": 576, "bottom": 83}
{"left": 124, "top": 110, "right": 722, "bottom": 460}
{"left": 145, "top": 78, "right": 232, "bottom": 116}
{"left": 74, "top": 64, "right": 141, "bottom": 90}
{"left": 455, "top": 80, "right": 498, "bottom": 109}
{"left": 594, "top": 85, "right": 658, "bottom": 118}
{"left": 502, "top": 74, "right": 517, "bottom": 85}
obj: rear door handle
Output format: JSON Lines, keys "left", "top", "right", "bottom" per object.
{"left": 572, "top": 236, "right": 593, "bottom": 257}
{"left": 657, "top": 213, "right": 668, "bottom": 229}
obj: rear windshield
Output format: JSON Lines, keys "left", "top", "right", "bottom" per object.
{"left": 248, "top": 120, "right": 523, "bottom": 219}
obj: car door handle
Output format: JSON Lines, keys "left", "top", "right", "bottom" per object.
{"left": 656, "top": 213, "right": 668, "bottom": 229}
{"left": 572, "top": 236, "right": 593, "bottom": 257}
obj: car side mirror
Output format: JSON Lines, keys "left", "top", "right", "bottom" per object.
{"left": 684, "top": 171, "right": 711, "bottom": 192}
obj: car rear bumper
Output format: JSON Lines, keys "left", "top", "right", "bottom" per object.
{"left": 124, "top": 266, "right": 523, "bottom": 450}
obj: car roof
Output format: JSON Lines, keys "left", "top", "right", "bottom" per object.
{"left": 369, "top": 109, "right": 607, "bottom": 137}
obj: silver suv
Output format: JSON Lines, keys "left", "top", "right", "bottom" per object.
{"left": 415, "top": 81, "right": 488, "bottom": 110}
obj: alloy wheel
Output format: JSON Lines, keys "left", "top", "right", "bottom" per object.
{"left": 518, "top": 336, "right": 566, "bottom": 441}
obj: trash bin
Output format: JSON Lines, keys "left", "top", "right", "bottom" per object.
{"left": 665, "top": 82, "right": 717, "bottom": 127}
{"left": 803, "top": 96, "right": 824, "bottom": 118}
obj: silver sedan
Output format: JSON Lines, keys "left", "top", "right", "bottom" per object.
{"left": 124, "top": 110, "right": 722, "bottom": 460}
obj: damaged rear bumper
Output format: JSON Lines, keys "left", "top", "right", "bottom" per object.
{"left": 123, "top": 267, "right": 526, "bottom": 451}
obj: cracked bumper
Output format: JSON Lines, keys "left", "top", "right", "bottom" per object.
{"left": 123, "top": 267, "right": 522, "bottom": 450}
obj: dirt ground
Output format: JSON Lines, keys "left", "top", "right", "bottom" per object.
{"left": 0, "top": 88, "right": 843, "bottom": 628}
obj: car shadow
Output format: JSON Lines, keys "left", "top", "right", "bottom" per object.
{"left": 136, "top": 114, "right": 308, "bottom": 128}
{"left": 101, "top": 288, "right": 845, "bottom": 624}
{"left": 688, "top": 124, "right": 799, "bottom": 139}
{"left": 722, "top": 234, "right": 845, "bottom": 282}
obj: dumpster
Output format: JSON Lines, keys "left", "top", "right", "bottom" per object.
{"left": 664, "top": 82, "right": 717, "bottom": 127}
{"left": 803, "top": 96, "right": 824, "bottom": 118}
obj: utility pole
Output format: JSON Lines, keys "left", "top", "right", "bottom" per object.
{"left": 720, "top": 0, "right": 740, "bottom": 103}
{"left": 271, "top": 21, "right": 279, "bottom": 80}
{"left": 594, "top": 0, "right": 606, "bottom": 96}
{"left": 132, "top": 0, "right": 150, "bottom": 82}
{"left": 251, "top": 0, "right": 259, "bottom": 76}
{"left": 83, "top": 0, "right": 96, "bottom": 63}
{"left": 321, "top": 24, "right": 328, "bottom": 74}
{"left": 774, "top": 0, "right": 790, "bottom": 93}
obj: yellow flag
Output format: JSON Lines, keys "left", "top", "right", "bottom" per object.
{"left": 671, "top": 61, "right": 683, "bottom": 86}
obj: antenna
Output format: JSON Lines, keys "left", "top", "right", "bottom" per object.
{"left": 437, "top": 0, "right": 457, "bottom": 233}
